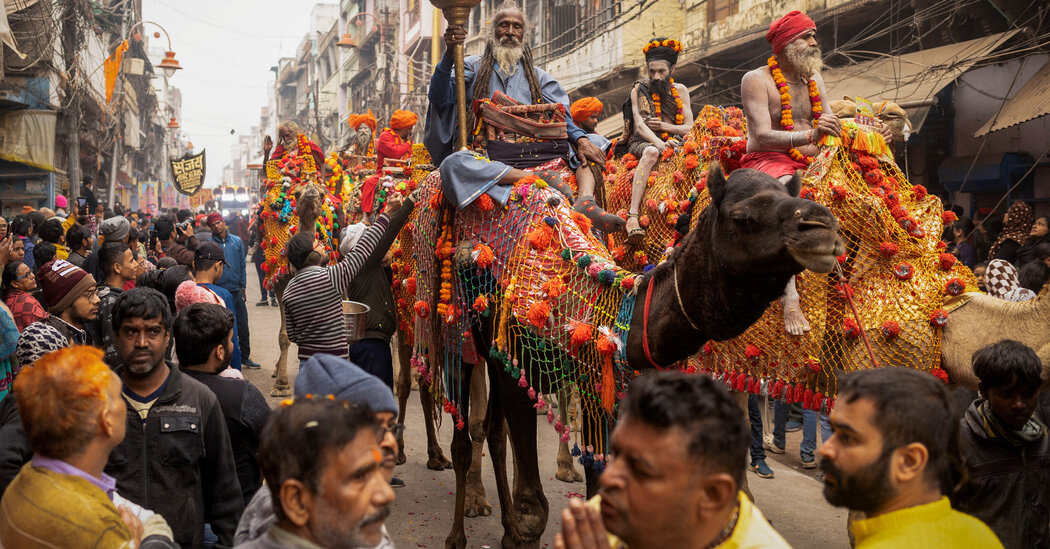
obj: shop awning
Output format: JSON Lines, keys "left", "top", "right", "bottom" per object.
{"left": 974, "top": 57, "right": 1050, "bottom": 137}
{"left": 0, "top": 109, "right": 55, "bottom": 171}
{"left": 822, "top": 30, "right": 1020, "bottom": 133}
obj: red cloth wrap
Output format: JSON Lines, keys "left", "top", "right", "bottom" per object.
{"left": 766, "top": 11, "right": 816, "bottom": 55}
{"left": 360, "top": 174, "right": 381, "bottom": 214}
{"left": 740, "top": 152, "right": 806, "bottom": 180}
{"left": 360, "top": 130, "right": 414, "bottom": 213}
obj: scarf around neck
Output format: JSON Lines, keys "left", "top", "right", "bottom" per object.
{"left": 978, "top": 399, "right": 1047, "bottom": 446}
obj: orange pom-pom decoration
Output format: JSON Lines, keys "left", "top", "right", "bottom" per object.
{"left": 745, "top": 344, "right": 762, "bottom": 359}
{"left": 472, "top": 295, "right": 489, "bottom": 313}
{"left": 541, "top": 277, "right": 566, "bottom": 298}
{"left": 474, "top": 244, "right": 494, "bottom": 268}
{"left": 568, "top": 320, "right": 593, "bottom": 348}
{"left": 477, "top": 193, "right": 495, "bottom": 211}
{"left": 527, "top": 300, "right": 551, "bottom": 328}
{"left": 571, "top": 211, "right": 592, "bottom": 234}
{"left": 413, "top": 300, "right": 430, "bottom": 319}
{"left": 404, "top": 277, "right": 416, "bottom": 295}
{"left": 930, "top": 367, "right": 949, "bottom": 384}
{"left": 528, "top": 226, "right": 554, "bottom": 250}
{"left": 684, "top": 154, "right": 699, "bottom": 170}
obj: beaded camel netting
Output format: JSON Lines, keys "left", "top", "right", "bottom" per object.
{"left": 399, "top": 105, "right": 974, "bottom": 460}
{"left": 603, "top": 105, "right": 978, "bottom": 411}
{"left": 258, "top": 134, "right": 340, "bottom": 289}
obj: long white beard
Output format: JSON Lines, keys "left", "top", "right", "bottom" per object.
{"left": 493, "top": 39, "right": 523, "bottom": 77}
{"left": 782, "top": 41, "right": 823, "bottom": 78}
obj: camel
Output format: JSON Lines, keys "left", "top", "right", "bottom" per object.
{"left": 414, "top": 164, "right": 843, "bottom": 548}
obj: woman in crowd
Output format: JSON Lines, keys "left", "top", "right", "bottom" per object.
{"left": 990, "top": 202, "right": 1033, "bottom": 265}
{"left": 1016, "top": 216, "right": 1049, "bottom": 267}
{"left": 985, "top": 259, "right": 1035, "bottom": 302}
{"left": 1, "top": 262, "right": 46, "bottom": 332}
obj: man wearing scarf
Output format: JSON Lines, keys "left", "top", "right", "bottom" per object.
{"left": 622, "top": 38, "right": 694, "bottom": 244}
{"left": 424, "top": 1, "right": 606, "bottom": 212}
{"left": 955, "top": 340, "right": 1050, "bottom": 549}
{"left": 360, "top": 110, "right": 418, "bottom": 220}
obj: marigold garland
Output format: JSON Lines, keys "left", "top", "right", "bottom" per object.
{"left": 651, "top": 78, "right": 685, "bottom": 140}
{"left": 768, "top": 56, "right": 821, "bottom": 165}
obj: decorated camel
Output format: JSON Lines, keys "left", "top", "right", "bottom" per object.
{"left": 405, "top": 156, "right": 843, "bottom": 547}
{"left": 257, "top": 134, "right": 342, "bottom": 397}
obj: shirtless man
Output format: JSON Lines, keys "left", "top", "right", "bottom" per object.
{"left": 740, "top": 11, "right": 891, "bottom": 335}
{"left": 624, "top": 38, "right": 694, "bottom": 245}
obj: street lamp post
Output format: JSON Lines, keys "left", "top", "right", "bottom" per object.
{"left": 107, "top": 20, "right": 183, "bottom": 210}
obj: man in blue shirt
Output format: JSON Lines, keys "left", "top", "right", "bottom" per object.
{"left": 424, "top": 3, "right": 606, "bottom": 211}
{"left": 206, "top": 212, "right": 257, "bottom": 368}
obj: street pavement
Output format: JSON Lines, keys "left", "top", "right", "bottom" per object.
{"left": 239, "top": 262, "right": 850, "bottom": 548}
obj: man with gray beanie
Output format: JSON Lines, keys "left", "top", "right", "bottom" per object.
{"left": 234, "top": 353, "right": 402, "bottom": 547}
{"left": 83, "top": 216, "right": 131, "bottom": 281}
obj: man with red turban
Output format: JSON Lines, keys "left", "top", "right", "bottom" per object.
{"left": 567, "top": 96, "right": 623, "bottom": 232}
{"left": 360, "top": 110, "right": 418, "bottom": 220}
{"left": 739, "top": 11, "right": 891, "bottom": 337}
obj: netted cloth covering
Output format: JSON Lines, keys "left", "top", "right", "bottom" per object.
{"left": 258, "top": 134, "right": 340, "bottom": 290}
{"left": 603, "top": 106, "right": 976, "bottom": 412}
{"left": 406, "top": 158, "right": 640, "bottom": 447}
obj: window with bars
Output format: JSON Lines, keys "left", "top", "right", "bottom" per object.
{"left": 707, "top": 0, "right": 738, "bottom": 23}
{"left": 542, "top": 0, "right": 620, "bottom": 61}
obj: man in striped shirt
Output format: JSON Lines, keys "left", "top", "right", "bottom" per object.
{"left": 282, "top": 193, "right": 407, "bottom": 363}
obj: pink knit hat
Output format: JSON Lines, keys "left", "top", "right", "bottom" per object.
{"left": 174, "top": 280, "right": 223, "bottom": 312}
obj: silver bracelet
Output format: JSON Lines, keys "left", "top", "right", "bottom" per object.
{"left": 789, "top": 131, "right": 794, "bottom": 147}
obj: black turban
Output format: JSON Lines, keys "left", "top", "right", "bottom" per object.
{"left": 644, "top": 37, "right": 680, "bottom": 66}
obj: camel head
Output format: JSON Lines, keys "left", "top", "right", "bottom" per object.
{"left": 830, "top": 97, "right": 857, "bottom": 119}
{"left": 294, "top": 181, "right": 324, "bottom": 230}
{"left": 707, "top": 164, "right": 845, "bottom": 275}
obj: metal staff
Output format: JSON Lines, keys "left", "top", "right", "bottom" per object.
{"left": 429, "top": 0, "right": 481, "bottom": 150}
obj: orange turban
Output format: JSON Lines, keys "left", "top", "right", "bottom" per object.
{"left": 766, "top": 11, "right": 816, "bottom": 55}
{"left": 389, "top": 110, "right": 418, "bottom": 130}
{"left": 570, "top": 98, "right": 603, "bottom": 124}
{"left": 348, "top": 109, "right": 378, "bottom": 132}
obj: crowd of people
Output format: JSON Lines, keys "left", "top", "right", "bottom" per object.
{"left": 0, "top": 3, "right": 1045, "bottom": 549}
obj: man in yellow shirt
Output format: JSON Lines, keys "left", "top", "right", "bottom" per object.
{"left": 818, "top": 367, "right": 1004, "bottom": 549}
{"left": 555, "top": 371, "right": 791, "bottom": 549}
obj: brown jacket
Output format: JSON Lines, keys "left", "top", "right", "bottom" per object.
{"left": 162, "top": 236, "right": 199, "bottom": 267}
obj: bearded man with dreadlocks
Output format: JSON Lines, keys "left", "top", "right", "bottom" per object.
{"left": 623, "top": 38, "right": 694, "bottom": 245}
{"left": 424, "top": 1, "right": 607, "bottom": 215}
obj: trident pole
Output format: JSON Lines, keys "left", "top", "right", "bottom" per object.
{"left": 429, "top": 0, "right": 481, "bottom": 150}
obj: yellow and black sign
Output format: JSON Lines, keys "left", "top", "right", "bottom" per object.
{"left": 170, "top": 150, "right": 206, "bottom": 196}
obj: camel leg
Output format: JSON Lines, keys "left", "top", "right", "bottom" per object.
{"left": 555, "top": 386, "right": 582, "bottom": 483}
{"left": 421, "top": 376, "right": 454, "bottom": 470}
{"left": 444, "top": 362, "right": 474, "bottom": 549}
{"left": 270, "top": 295, "right": 292, "bottom": 397}
{"left": 491, "top": 360, "right": 548, "bottom": 549}
{"left": 394, "top": 335, "right": 412, "bottom": 465}
{"left": 464, "top": 360, "right": 491, "bottom": 517}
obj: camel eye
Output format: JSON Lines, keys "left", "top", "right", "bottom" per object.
{"left": 730, "top": 209, "right": 756, "bottom": 225}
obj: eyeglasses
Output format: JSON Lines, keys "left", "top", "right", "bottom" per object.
{"left": 79, "top": 288, "right": 99, "bottom": 300}
{"left": 14, "top": 273, "right": 31, "bottom": 281}
{"left": 378, "top": 423, "right": 405, "bottom": 440}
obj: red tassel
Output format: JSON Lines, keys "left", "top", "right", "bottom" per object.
{"left": 727, "top": 372, "right": 737, "bottom": 387}
{"left": 747, "top": 376, "right": 758, "bottom": 394}
{"left": 804, "top": 389, "right": 815, "bottom": 410}
{"left": 793, "top": 384, "right": 805, "bottom": 403}
{"left": 827, "top": 398, "right": 835, "bottom": 414}
{"left": 814, "top": 393, "right": 826, "bottom": 412}
{"left": 772, "top": 380, "right": 785, "bottom": 399}
{"left": 601, "top": 355, "right": 615, "bottom": 413}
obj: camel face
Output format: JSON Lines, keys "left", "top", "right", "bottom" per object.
{"left": 876, "top": 102, "right": 912, "bottom": 142}
{"left": 708, "top": 165, "right": 844, "bottom": 274}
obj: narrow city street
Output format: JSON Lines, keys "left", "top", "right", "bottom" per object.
{"left": 239, "top": 260, "right": 850, "bottom": 548}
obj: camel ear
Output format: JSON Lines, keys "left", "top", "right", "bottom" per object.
{"left": 708, "top": 163, "right": 727, "bottom": 207}
{"left": 785, "top": 170, "right": 802, "bottom": 198}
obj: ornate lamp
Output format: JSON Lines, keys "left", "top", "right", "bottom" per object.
{"left": 429, "top": 0, "right": 482, "bottom": 150}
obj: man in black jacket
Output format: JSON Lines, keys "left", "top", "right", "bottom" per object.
{"left": 105, "top": 288, "right": 244, "bottom": 548}
{"left": 174, "top": 303, "right": 270, "bottom": 506}
{"left": 955, "top": 340, "right": 1050, "bottom": 549}
{"left": 342, "top": 196, "right": 415, "bottom": 388}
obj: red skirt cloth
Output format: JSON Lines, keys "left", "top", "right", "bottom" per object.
{"left": 360, "top": 174, "right": 381, "bottom": 214}
{"left": 740, "top": 152, "right": 806, "bottom": 180}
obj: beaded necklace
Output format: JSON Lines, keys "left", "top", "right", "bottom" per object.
{"left": 768, "top": 56, "right": 822, "bottom": 165}
{"left": 651, "top": 78, "right": 685, "bottom": 140}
